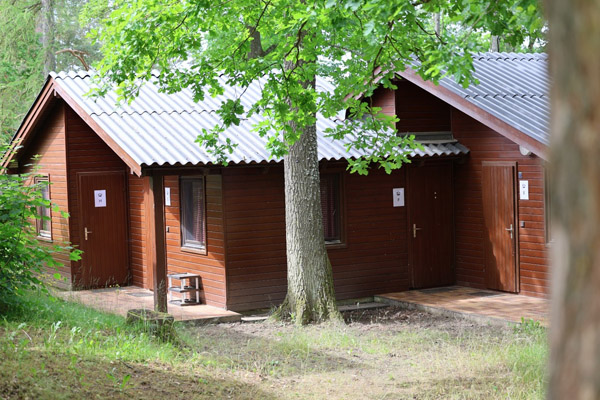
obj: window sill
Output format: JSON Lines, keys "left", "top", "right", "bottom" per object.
{"left": 325, "top": 241, "right": 347, "bottom": 250}
{"left": 37, "top": 235, "right": 53, "bottom": 243}
{"left": 181, "top": 246, "right": 207, "bottom": 256}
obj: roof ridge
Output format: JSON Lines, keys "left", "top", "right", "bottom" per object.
{"left": 53, "top": 69, "right": 93, "bottom": 80}
{"left": 474, "top": 52, "right": 547, "bottom": 61}
{"left": 90, "top": 109, "right": 219, "bottom": 118}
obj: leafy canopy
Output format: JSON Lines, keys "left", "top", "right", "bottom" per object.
{"left": 90, "top": 0, "right": 541, "bottom": 174}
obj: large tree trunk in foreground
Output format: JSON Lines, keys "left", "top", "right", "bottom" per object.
{"left": 546, "top": 1, "right": 600, "bottom": 398}
{"left": 275, "top": 103, "right": 342, "bottom": 325}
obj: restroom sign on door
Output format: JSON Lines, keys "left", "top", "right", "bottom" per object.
{"left": 94, "top": 190, "right": 107, "bottom": 207}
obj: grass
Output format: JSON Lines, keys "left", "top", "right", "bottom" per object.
{"left": 0, "top": 291, "right": 548, "bottom": 399}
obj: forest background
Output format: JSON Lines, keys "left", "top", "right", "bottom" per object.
{"left": 0, "top": 0, "right": 544, "bottom": 145}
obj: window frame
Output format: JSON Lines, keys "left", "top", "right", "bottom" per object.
{"left": 179, "top": 176, "right": 207, "bottom": 253}
{"left": 34, "top": 176, "right": 52, "bottom": 240}
{"left": 320, "top": 172, "right": 346, "bottom": 248}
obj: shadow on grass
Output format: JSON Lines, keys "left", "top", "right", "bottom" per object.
{"left": 181, "top": 323, "right": 366, "bottom": 378}
{"left": 0, "top": 345, "right": 277, "bottom": 400}
{"left": 2, "top": 292, "right": 365, "bottom": 386}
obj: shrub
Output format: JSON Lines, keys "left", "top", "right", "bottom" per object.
{"left": 0, "top": 148, "right": 80, "bottom": 309}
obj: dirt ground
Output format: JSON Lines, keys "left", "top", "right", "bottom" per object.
{"left": 182, "top": 306, "right": 544, "bottom": 399}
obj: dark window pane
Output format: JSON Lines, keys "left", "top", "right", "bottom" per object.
{"left": 320, "top": 174, "right": 340, "bottom": 242}
{"left": 36, "top": 178, "right": 51, "bottom": 238}
{"left": 181, "top": 177, "right": 205, "bottom": 248}
{"left": 40, "top": 185, "right": 51, "bottom": 232}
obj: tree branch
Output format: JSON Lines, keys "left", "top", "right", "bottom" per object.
{"left": 234, "top": 0, "right": 275, "bottom": 59}
{"left": 55, "top": 48, "right": 90, "bottom": 70}
{"left": 414, "top": 18, "right": 446, "bottom": 45}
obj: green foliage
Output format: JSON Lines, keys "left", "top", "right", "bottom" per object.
{"left": 89, "top": 0, "right": 543, "bottom": 174}
{"left": 0, "top": 0, "right": 44, "bottom": 144}
{"left": 0, "top": 148, "right": 81, "bottom": 309}
{"left": 428, "top": 0, "right": 546, "bottom": 52}
{"left": 0, "top": 0, "right": 103, "bottom": 145}
{"left": 54, "top": 0, "right": 104, "bottom": 71}
{"left": 1, "top": 291, "right": 183, "bottom": 363}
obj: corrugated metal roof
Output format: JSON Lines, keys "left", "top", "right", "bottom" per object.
{"left": 435, "top": 52, "right": 549, "bottom": 146}
{"left": 52, "top": 71, "right": 468, "bottom": 169}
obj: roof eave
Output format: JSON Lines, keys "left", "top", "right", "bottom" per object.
{"left": 396, "top": 69, "right": 549, "bottom": 161}
{"left": 2, "top": 76, "right": 143, "bottom": 176}
{"left": 1, "top": 77, "right": 57, "bottom": 169}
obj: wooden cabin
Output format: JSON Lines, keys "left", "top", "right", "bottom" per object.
{"left": 2, "top": 53, "right": 550, "bottom": 311}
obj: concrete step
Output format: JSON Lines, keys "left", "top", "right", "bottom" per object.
{"left": 338, "top": 302, "right": 389, "bottom": 313}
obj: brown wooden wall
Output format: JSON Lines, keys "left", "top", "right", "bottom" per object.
{"left": 452, "top": 110, "right": 549, "bottom": 297}
{"left": 64, "top": 107, "right": 129, "bottom": 286}
{"left": 369, "top": 87, "right": 396, "bottom": 118}
{"left": 395, "top": 80, "right": 451, "bottom": 133}
{"left": 369, "top": 81, "right": 451, "bottom": 133}
{"left": 163, "top": 174, "right": 227, "bottom": 308}
{"left": 373, "top": 81, "right": 549, "bottom": 298}
{"left": 222, "top": 166, "right": 408, "bottom": 312}
{"left": 128, "top": 175, "right": 149, "bottom": 288}
{"left": 330, "top": 168, "right": 408, "bottom": 298}
{"left": 222, "top": 167, "right": 287, "bottom": 310}
{"left": 20, "top": 103, "right": 72, "bottom": 284}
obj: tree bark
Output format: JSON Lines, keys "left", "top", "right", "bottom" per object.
{"left": 277, "top": 111, "right": 342, "bottom": 324}
{"left": 546, "top": 1, "right": 600, "bottom": 398}
{"left": 490, "top": 35, "right": 500, "bottom": 52}
{"left": 433, "top": 12, "right": 442, "bottom": 36}
{"left": 40, "top": 0, "right": 55, "bottom": 75}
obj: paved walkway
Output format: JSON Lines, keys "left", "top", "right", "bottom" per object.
{"left": 55, "top": 286, "right": 241, "bottom": 324}
{"left": 376, "top": 286, "right": 549, "bottom": 327}
{"left": 56, "top": 285, "right": 549, "bottom": 327}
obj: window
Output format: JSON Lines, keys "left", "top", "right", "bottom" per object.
{"left": 180, "top": 176, "right": 206, "bottom": 250}
{"left": 320, "top": 174, "right": 341, "bottom": 243}
{"left": 35, "top": 176, "right": 51, "bottom": 239}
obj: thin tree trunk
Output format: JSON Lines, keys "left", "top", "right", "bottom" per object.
{"left": 433, "top": 11, "right": 442, "bottom": 36}
{"left": 546, "top": 1, "right": 600, "bottom": 398}
{"left": 490, "top": 35, "right": 500, "bottom": 52}
{"left": 40, "top": 0, "right": 55, "bottom": 75}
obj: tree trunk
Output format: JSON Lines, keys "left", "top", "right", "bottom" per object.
{"left": 433, "top": 12, "right": 442, "bottom": 36}
{"left": 546, "top": 1, "right": 600, "bottom": 398}
{"left": 40, "top": 0, "right": 55, "bottom": 75}
{"left": 277, "top": 118, "right": 341, "bottom": 325}
{"left": 271, "top": 70, "right": 341, "bottom": 324}
{"left": 490, "top": 35, "right": 500, "bottom": 52}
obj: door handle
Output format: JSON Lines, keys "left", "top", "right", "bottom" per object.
{"left": 413, "top": 224, "right": 422, "bottom": 238}
{"left": 85, "top": 227, "right": 92, "bottom": 241}
{"left": 505, "top": 224, "right": 513, "bottom": 239}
